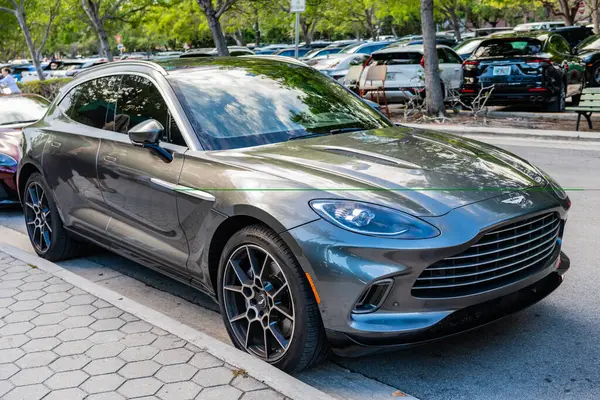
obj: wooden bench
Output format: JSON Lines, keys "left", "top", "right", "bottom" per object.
{"left": 566, "top": 88, "right": 600, "bottom": 131}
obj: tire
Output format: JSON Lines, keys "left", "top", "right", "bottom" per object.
{"left": 22, "top": 173, "right": 82, "bottom": 261}
{"left": 592, "top": 62, "right": 600, "bottom": 87}
{"left": 547, "top": 82, "right": 566, "bottom": 112}
{"left": 217, "top": 225, "right": 328, "bottom": 372}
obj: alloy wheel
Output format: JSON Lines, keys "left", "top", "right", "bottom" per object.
{"left": 23, "top": 182, "right": 52, "bottom": 252}
{"left": 222, "top": 244, "right": 295, "bottom": 362}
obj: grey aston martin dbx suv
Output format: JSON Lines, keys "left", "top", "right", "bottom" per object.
{"left": 17, "top": 58, "right": 571, "bottom": 371}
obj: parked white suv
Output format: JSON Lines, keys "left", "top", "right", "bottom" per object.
{"left": 358, "top": 45, "right": 464, "bottom": 103}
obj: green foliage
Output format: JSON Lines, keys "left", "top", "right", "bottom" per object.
{"left": 17, "top": 78, "right": 71, "bottom": 100}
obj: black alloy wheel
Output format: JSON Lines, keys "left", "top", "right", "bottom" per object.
{"left": 23, "top": 181, "right": 52, "bottom": 253}
{"left": 222, "top": 244, "right": 295, "bottom": 363}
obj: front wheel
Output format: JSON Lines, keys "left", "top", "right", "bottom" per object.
{"left": 217, "top": 225, "right": 328, "bottom": 372}
{"left": 23, "top": 173, "right": 81, "bottom": 261}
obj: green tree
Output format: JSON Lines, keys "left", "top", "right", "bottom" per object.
{"left": 0, "top": 0, "right": 61, "bottom": 80}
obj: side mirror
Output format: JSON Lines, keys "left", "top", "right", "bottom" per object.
{"left": 572, "top": 47, "right": 578, "bottom": 55}
{"left": 127, "top": 119, "right": 173, "bottom": 162}
{"left": 128, "top": 119, "right": 163, "bottom": 145}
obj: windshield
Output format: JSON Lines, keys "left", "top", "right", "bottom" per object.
{"left": 339, "top": 44, "right": 361, "bottom": 53}
{"left": 167, "top": 60, "right": 391, "bottom": 150}
{"left": 0, "top": 96, "right": 49, "bottom": 125}
{"left": 371, "top": 51, "right": 422, "bottom": 65}
{"left": 455, "top": 39, "right": 483, "bottom": 54}
{"left": 473, "top": 39, "right": 543, "bottom": 58}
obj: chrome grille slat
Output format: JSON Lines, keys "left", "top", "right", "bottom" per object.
{"left": 412, "top": 212, "right": 562, "bottom": 298}
{"left": 488, "top": 213, "right": 551, "bottom": 235}
{"left": 434, "top": 225, "right": 559, "bottom": 269}
{"left": 416, "top": 239, "right": 556, "bottom": 281}
{"left": 471, "top": 216, "right": 557, "bottom": 247}
{"left": 447, "top": 220, "right": 559, "bottom": 260}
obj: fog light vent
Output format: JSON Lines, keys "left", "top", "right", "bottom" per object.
{"left": 352, "top": 279, "right": 393, "bottom": 314}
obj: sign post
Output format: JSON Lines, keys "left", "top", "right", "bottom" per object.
{"left": 290, "top": 0, "right": 306, "bottom": 58}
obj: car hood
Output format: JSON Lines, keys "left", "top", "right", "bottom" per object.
{"left": 208, "top": 126, "right": 546, "bottom": 217}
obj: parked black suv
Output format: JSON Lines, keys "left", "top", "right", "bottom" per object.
{"left": 460, "top": 32, "right": 585, "bottom": 112}
{"left": 573, "top": 34, "right": 600, "bottom": 86}
{"left": 549, "top": 26, "right": 593, "bottom": 48}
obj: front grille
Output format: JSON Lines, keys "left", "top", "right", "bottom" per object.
{"left": 412, "top": 212, "right": 562, "bottom": 298}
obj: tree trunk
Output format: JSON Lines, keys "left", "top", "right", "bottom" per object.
{"left": 594, "top": 7, "right": 600, "bottom": 34}
{"left": 233, "top": 28, "right": 244, "bottom": 46}
{"left": 300, "top": 19, "right": 312, "bottom": 45}
{"left": 391, "top": 25, "right": 397, "bottom": 37}
{"left": 421, "top": 0, "right": 445, "bottom": 117}
{"left": 14, "top": 9, "right": 44, "bottom": 81}
{"left": 205, "top": 8, "right": 229, "bottom": 56}
{"left": 81, "top": 0, "right": 113, "bottom": 61}
{"left": 450, "top": 10, "right": 462, "bottom": 41}
{"left": 254, "top": 18, "right": 260, "bottom": 47}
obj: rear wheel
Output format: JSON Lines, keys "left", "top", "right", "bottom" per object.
{"left": 547, "top": 83, "right": 566, "bottom": 112}
{"left": 217, "top": 225, "right": 328, "bottom": 372}
{"left": 592, "top": 62, "right": 600, "bottom": 87}
{"left": 23, "top": 173, "right": 81, "bottom": 261}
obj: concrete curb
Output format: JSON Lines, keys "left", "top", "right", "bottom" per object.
{"left": 401, "top": 123, "right": 600, "bottom": 142}
{"left": 0, "top": 241, "right": 337, "bottom": 400}
{"left": 485, "top": 109, "right": 600, "bottom": 121}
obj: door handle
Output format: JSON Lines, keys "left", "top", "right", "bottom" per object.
{"left": 103, "top": 155, "right": 117, "bottom": 163}
{"left": 50, "top": 141, "right": 61, "bottom": 148}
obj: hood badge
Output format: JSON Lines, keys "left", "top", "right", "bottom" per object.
{"left": 501, "top": 195, "right": 527, "bottom": 205}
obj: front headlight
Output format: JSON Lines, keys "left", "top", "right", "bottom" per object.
{"left": 536, "top": 168, "right": 567, "bottom": 200}
{"left": 309, "top": 200, "right": 440, "bottom": 239}
{"left": 0, "top": 154, "right": 17, "bottom": 167}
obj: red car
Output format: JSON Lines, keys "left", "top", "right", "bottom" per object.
{"left": 0, "top": 94, "right": 49, "bottom": 205}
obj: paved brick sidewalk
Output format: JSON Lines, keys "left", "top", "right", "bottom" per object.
{"left": 0, "top": 251, "right": 289, "bottom": 400}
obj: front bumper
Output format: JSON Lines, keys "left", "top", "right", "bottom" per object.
{"left": 282, "top": 188, "right": 569, "bottom": 356}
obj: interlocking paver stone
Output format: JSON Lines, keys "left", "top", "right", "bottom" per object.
{"left": 81, "top": 373, "right": 126, "bottom": 394}
{"left": 10, "top": 366, "right": 53, "bottom": 385}
{"left": 196, "top": 385, "right": 242, "bottom": 400}
{"left": 44, "top": 370, "right": 89, "bottom": 389}
{"left": 49, "top": 354, "right": 92, "bottom": 372}
{"left": 42, "top": 387, "right": 87, "bottom": 400}
{"left": 232, "top": 375, "right": 268, "bottom": 392}
{"left": 193, "top": 366, "right": 234, "bottom": 387}
{"left": 120, "top": 345, "right": 160, "bottom": 362}
{"left": 0, "top": 334, "right": 30, "bottom": 349}
{"left": 15, "top": 350, "right": 57, "bottom": 368}
{"left": 153, "top": 348, "right": 193, "bottom": 365}
{"left": 118, "top": 360, "right": 161, "bottom": 379}
{"left": 86, "top": 342, "right": 126, "bottom": 359}
{"left": 0, "top": 250, "right": 286, "bottom": 400}
{"left": 157, "top": 381, "right": 202, "bottom": 400}
{"left": 84, "top": 357, "right": 126, "bottom": 375}
{"left": 4, "top": 383, "right": 49, "bottom": 400}
{"left": 156, "top": 363, "right": 198, "bottom": 383}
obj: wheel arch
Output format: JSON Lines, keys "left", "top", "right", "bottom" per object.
{"left": 17, "top": 161, "right": 42, "bottom": 203}
{"left": 206, "top": 205, "right": 314, "bottom": 295}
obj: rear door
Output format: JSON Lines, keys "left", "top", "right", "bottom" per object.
{"left": 97, "top": 74, "right": 190, "bottom": 280}
{"left": 442, "top": 48, "right": 464, "bottom": 89}
{"left": 43, "top": 76, "right": 120, "bottom": 245}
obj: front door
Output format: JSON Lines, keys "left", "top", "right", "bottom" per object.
{"left": 42, "top": 76, "right": 120, "bottom": 245}
{"left": 96, "top": 74, "right": 190, "bottom": 280}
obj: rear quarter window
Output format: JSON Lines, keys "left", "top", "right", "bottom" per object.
{"left": 371, "top": 52, "right": 422, "bottom": 65}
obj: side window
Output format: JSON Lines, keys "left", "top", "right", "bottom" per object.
{"left": 349, "top": 55, "right": 368, "bottom": 66}
{"left": 437, "top": 48, "right": 449, "bottom": 63}
{"left": 115, "top": 75, "right": 186, "bottom": 146}
{"left": 444, "top": 49, "right": 463, "bottom": 64}
{"left": 67, "top": 76, "right": 120, "bottom": 130}
{"left": 551, "top": 35, "right": 571, "bottom": 54}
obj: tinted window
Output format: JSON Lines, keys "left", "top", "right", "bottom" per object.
{"left": 550, "top": 35, "right": 571, "bottom": 54}
{"left": 474, "top": 39, "right": 543, "bottom": 58}
{"left": 444, "top": 49, "right": 463, "bottom": 64}
{"left": 68, "top": 76, "right": 120, "bottom": 130}
{"left": 356, "top": 43, "right": 388, "bottom": 54}
{"left": 371, "top": 51, "right": 422, "bottom": 65}
{"left": 114, "top": 75, "right": 186, "bottom": 146}
{"left": 0, "top": 96, "right": 49, "bottom": 125}
{"left": 454, "top": 39, "right": 483, "bottom": 55}
{"left": 167, "top": 60, "right": 391, "bottom": 150}
{"left": 437, "top": 48, "right": 449, "bottom": 63}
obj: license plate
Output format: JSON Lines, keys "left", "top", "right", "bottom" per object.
{"left": 493, "top": 66, "right": 511, "bottom": 76}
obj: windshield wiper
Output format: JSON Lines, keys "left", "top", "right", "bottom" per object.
{"left": 288, "top": 127, "right": 365, "bottom": 141}
{"left": 288, "top": 132, "right": 331, "bottom": 141}
{"left": 0, "top": 120, "right": 36, "bottom": 126}
{"left": 328, "top": 127, "right": 365, "bottom": 134}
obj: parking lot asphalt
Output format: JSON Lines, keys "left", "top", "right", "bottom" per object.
{"left": 1, "top": 136, "right": 599, "bottom": 399}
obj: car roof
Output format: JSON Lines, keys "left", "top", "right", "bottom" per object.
{"left": 487, "top": 31, "right": 551, "bottom": 41}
